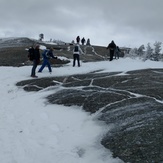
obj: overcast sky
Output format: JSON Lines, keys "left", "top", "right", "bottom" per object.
{"left": 0, "top": 0, "right": 163, "bottom": 48}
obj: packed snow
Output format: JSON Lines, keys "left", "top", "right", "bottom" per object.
{"left": 0, "top": 58, "right": 163, "bottom": 163}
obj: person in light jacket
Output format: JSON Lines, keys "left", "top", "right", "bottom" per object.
{"left": 73, "top": 44, "right": 83, "bottom": 67}
{"left": 114, "top": 46, "right": 121, "bottom": 59}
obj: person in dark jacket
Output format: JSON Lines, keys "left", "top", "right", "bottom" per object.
{"left": 76, "top": 36, "right": 80, "bottom": 44}
{"left": 86, "top": 38, "right": 91, "bottom": 46}
{"left": 38, "top": 47, "right": 57, "bottom": 73}
{"left": 106, "top": 40, "right": 116, "bottom": 61}
{"left": 81, "top": 37, "right": 85, "bottom": 45}
{"left": 31, "top": 44, "right": 40, "bottom": 77}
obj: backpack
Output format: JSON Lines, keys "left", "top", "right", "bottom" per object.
{"left": 74, "top": 45, "right": 79, "bottom": 52}
{"left": 28, "top": 47, "right": 34, "bottom": 61}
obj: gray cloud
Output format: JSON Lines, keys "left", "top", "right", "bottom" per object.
{"left": 0, "top": 0, "right": 163, "bottom": 48}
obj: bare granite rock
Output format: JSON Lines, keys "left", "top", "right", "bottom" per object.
{"left": 16, "top": 69, "right": 163, "bottom": 163}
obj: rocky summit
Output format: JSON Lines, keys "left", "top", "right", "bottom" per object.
{"left": 1, "top": 37, "right": 163, "bottom": 163}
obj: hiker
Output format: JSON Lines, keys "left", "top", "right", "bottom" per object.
{"left": 106, "top": 40, "right": 116, "bottom": 61}
{"left": 38, "top": 47, "right": 57, "bottom": 73}
{"left": 76, "top": 36, "right": 80, "bottom": 44}
{"left": 86, "top": 38, "right": 91, "bottom": 46}
{"left": 81, "top": 37, "right": 85, "bottom": 45}
{"left": 114, "top": 46, "right": 121, "bottom": 59}
{"left": 31, "top": 44, "right": 40, "bottom": 78}
{"left": 73, "top": 43, "right": 83, "bottom": 67}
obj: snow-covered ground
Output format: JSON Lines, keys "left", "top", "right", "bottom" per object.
{"left": 0, "top": 58, "right": 163, "bottom": 163}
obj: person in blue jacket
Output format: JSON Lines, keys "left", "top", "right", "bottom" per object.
{"left": 38, "top": 47, "right": 57, "bottom": 73}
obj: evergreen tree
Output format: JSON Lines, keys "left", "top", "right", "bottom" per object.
{"left": 145, "top": 43, "right": 153, "bottom": 60}
{"left": 153, "top": 41, "right": 162, "bottom": 61}
{"left": 138, "top": 45, "right": 145, "bottom": 56}
{"left": 128, "top": 48, "right": 138, "bottom": 58}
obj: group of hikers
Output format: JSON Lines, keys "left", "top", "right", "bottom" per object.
{"left": 75, "top": 36, "right": 91, "bottom": 46}
{"left": 28, "top": 45, "right": 57, "bottom": 78}
{"left": 106, "top": 40, "right": 121, "bottom": 61}
{"left": 28, "top": 38, "right": 120, "bottom": 78}
{"left": 75, "top": 37, "right": 120, "bottom": 62}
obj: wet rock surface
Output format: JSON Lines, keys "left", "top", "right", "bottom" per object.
{"left": 16, "top": 68, "right": 163, "bottom": 163}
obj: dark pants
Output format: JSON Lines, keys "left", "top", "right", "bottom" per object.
{"left": 38, "top": 59, "right": 52, "bottom": 72}
{"left": 31, "top": 60, "right": 39, "bottom": 76}
{"left": 73, "top": 54, "right": 80, "bottom": 67}
{"left": 110, "top": 50, "right": 114, "bottom": 61}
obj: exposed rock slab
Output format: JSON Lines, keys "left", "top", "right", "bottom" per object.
{"left": 16, "top": 68, "right": 163, "bottom": 163}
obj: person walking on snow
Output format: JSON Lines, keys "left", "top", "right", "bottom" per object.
{"left": 86, "top": 38, "right": 91, "bottom": 46}
{"left": 38, "top": 47, "right": 57, "bottom": 73}
{"left": 31, "top": 44, "right": 40, "bottom": 78}
{"left": 81, "top": 37, "right": 85, "bottom": 45}
{"left": 107, "top": 40, "right": 116, "bottom": 61}
{"left": 73, "top": 43, "right": 83, "bottom": 67}
{"left": 76, "top": 36, "right": 80, "bottom": 44}
{"left": 114, "top": 46, "right": 121, "bottom": 59}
